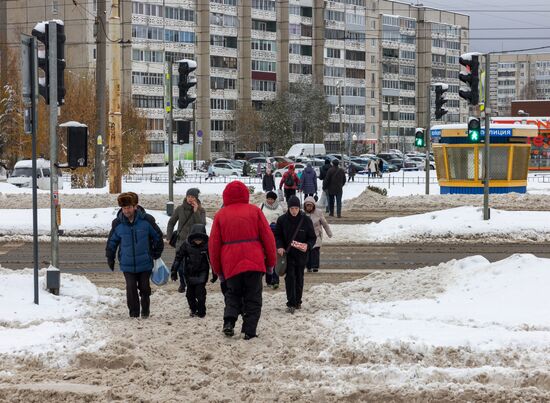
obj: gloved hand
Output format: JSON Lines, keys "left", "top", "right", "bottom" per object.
{"left": 108, "top": 258, "right": 115, "bottom": 271}
{"left": 266, "top": 266, "right": 274, "bottom": 275}
{"left": 171, "top": 270, "right": 178, "bottom": 281}
{"left": 210, "top": 274, "right": 218, "bottom": 283}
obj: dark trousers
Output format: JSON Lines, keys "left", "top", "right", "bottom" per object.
{"left": 123, "top": 271, "right": 152, "bottom": 317}
{"left": 307, "top": 247, "right": 321, "bottom": 270}
{"left": 284, "top": 188, "right": 296, "bottom": 202}
{"left": 177, "top": 266, "right": 186, "bottom": 288}
{"left": 186, "top": 281, "right": 207, "bottom": 316}
{"left": 224, "top": 271, "right": 263, "bottom": 336}
{"left": 265, "top": 270, "right": 279, "bottom": 285}
{"left": 285, "top": 254, "right": 306, "bottom": 307}
{"left": 328, "top": 192, "right": 343, "bottom": 216}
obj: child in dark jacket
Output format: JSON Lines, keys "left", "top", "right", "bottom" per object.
{"left": 171, "top": 223, "right": 216, "bottom": 317}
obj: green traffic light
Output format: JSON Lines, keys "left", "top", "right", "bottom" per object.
{"left": 469, "top": 130, "right": 480, "bottom": 142}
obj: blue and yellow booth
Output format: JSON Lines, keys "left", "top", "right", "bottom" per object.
{"left": 431, "top": 123, "right": 538, "bottom": 194}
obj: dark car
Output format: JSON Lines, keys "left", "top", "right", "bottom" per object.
{"left": 377, "top": 153, "right": 401, "bottom": 162}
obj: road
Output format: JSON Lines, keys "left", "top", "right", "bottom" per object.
{"left": 1, "top": 241, "right": 548, "bottom": 289}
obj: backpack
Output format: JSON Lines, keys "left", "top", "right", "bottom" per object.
{"left": 284, "top": 173, "right": 295, "bottom": 187}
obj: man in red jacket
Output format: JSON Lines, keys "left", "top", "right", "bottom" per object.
{"left": 279, "top": 164, "right": 300, "bottom": 202}
{"left": 209, "top": 181, "right": 277, "bottom": 339}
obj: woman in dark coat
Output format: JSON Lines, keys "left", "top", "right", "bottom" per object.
{"left": 262, "top": 169, "right": 276, "bottom": 192}
{"left": 299, "top": 163, "right": 317, "bottom": 198}
{"left": 273, "top": 195, "right": 316, "bottom": 314}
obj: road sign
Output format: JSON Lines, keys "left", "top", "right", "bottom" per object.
{"left": 197, "top": 129, "right": 203, "bottom": 137}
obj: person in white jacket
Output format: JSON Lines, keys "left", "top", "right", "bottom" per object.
{"left": 259, "top": 191, "right": 285, "bottom": 288}
{"left": 303, "top": 196, "right": 333, "bottom": 272}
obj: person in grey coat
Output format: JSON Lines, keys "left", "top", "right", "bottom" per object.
{"left": 303, "top": 196, "right": 332, "bottom": 272}
{"left": 167, "top": 188, "right": 207, "bottom": 292}
{"left": 322, "top": 159, "right": 346, "bottom": 218}
{"left": 299, "top": 163, "right": 317, "bottom": 198}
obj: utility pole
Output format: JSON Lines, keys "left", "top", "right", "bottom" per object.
{"left": 386, "top": 102, "right": 391, "bottom": 152}
{"left": 425, "top": 84, "right": 431, "bottom": 195}
{"left": 108, "top": 0, "right": 122, "bottom": 194}
{"left": 165, "top": 60, "right": 174, "bottom": 215}
{"left": 483, "top": 54, "right": 491, "bottom": 220}
{"left": 0, "top": 0, "right": 8, "bottom": 88}
{"left": 95, "top": 0, "right": 106, "bottom": 188}
{"left": 338, "top": 82, "right": 343, "bottom": 158}
{"left": 48, "top": 23, "right": 60, "bottom": 268}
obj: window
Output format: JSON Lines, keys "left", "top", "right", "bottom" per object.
{"left": 132, "top": 71, "right": 164, "bottom": 85}
{"left": 251, "top": 39, "right": 276, "bottom": 52}
{"left": 346, "top": 50, "right": 365, "bottom": 61}
{"left": 148, "top": 141, "right": 164, "bottom": 154}
{"left": 132, "top": 49, "right": 164, "bottom": 62}
{"left": 146, "top": 119, "right": 164, "bottom": 131}
{"left": 324, "top": 66, "right": 344, "bottom": 77}
{"left": 400, "top": 50, "right": 415, "bottom": 60}
{"left": 165, "top": 51, "right": 194, "bottom": 63}
{"left": 326, "top": 48, "right": 341, "bottom": 59}
{"left": 252, "top": 80, "right": 276, "bottom": 91}
{"left": 211, "top": 77, "right": 236, "bottom": 90}
{"left": 210, "top": 99, "right": 236, "bottom": 110}
{"left": 252, "top": 0, "right": 275, "bottom": 11}
{"left": 290, "top": 64, "right": 312, "bottom": 74}
{"left": 210, "top": 56, "right": 237, "bottom": 69}
{"left": 346, "top": 68, "right": 365, "bottom": 79}
{"left": 371, "top": 107, "right": 376, "bottom": 117}
{"left": 252, "top": 60, "right": 276, "bottom": 72}
{"left": 132, "top": 95, "right": 164, "bottom": 108}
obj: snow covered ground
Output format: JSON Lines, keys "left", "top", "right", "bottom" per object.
{"left": 1, "top": 254, "right": 549, "bottom": 400}
{"left": 0, "top": 205, "right": 549, "bottom": 244}
{"left": 0, "top": 267, "right": 119, "bottom": 367}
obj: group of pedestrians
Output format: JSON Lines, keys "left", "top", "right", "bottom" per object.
{"left": 105, "top": 170, "right": 335, "bottom": 339}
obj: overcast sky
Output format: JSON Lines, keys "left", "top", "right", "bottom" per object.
{"left": 418, "top": 0, "right": 550, "bottom": 53}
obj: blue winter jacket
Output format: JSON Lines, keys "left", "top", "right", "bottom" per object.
{"left": 106, "top": 209, "right": 163, "bottom": 273}
{"left": 299, "top": 164, "right": 318, "bottom": 194}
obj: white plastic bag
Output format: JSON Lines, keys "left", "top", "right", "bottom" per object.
{"left": 151, "top": 258, "right": 170, "bottom": 286}
{"left": 318, "top": 191, "right": 327, "bottom": 208}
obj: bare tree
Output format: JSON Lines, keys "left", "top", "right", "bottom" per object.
{"left": 234, "top": 102, "right": 263, "bottom": 151}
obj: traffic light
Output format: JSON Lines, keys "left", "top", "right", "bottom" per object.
{"left": 414, "top": 128, "right": 426, "bottom": 148}
{"left": 434, "top": 84, "right": 448, "bottom": 120}
{"left": 468, "top": 117, "right": 481, "bottom": 143}
{"left": 176, "top": 120, "right": 190, "bottom": 144}
{"left": 459, "top": 53, "right": 480, "bottom": 106}
{"left": 177, "top": 59, "right": 197, "bottom": 109}
{"left": 31, "top": 20, "right": 66, "bottom": 105}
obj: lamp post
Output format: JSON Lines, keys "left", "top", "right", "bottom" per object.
{"left": 348, "top": 132, "right": 357, "bottom": 160}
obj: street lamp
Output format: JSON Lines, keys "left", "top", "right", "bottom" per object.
{"left": 348, "top": 132, "right": 357, "bottom": 160}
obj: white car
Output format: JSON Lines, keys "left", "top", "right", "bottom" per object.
{"left": 273, "top": 163, "right": 306, "bottom": 177}
{"left": 211, "top": 163, "right": 240, "bottom": 176}
{"left": 407, "top": 156, "right": 435, "bottom": 170}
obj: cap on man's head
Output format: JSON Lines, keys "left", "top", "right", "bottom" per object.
{"left": 266, "top": 191, "right": 277, "bottom": 200}
{"left": 287, "top": 195, "right": 301, "bottom": 209}
{"left": 117, "top": 193, "right": 135, "bottom": 207}
{"left": 186, "top": 188, "right": 200, "bottom": 198}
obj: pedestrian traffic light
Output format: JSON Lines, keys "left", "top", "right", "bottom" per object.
{"left": 459, "top": 53, "right": 480, "bottom": 106}
{"left": 177, "top": 59, "right": 197, "bottom": 109}
{"left": 176, "top": 120, "right": 190, "bottom": 144}
{"left": 31, "top": 20, "right": 66, "bottom": 106}
{"left": 468, "top": 117, "right": 481, "bottom": 143}
{"left": 434, "top": 84, "right": 448, "bottom": 120}
{"left": 414, "top": 128, "right": 426, "bottom": 148}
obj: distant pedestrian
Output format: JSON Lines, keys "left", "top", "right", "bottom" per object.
{"left": 303, "top": 197, "right": 332, "bottom": 273}
{"left": 319, "top": 159, "right": 331, "bottom": 213}
{"left": 273, "top": 195, "right": 316, "bottom": 313}
{"left": 368, "top": 159, "right": 377, "bottom": 178}
{"left": 322, "top": 159, "right": 347, "bottom": 218}
{"left": 299, "top": 163, "right": 317, "bottom": 198}
{"left": 242, "top": 162, "right": 249, "bottom": 177}
{"left": 262, "top": 169, "right": 276, "bottom": 192}
{"left": 378, "top": 158, "right": 384, "bottom": 177}
{"left": 171, "top": 223, "right": 214, "bottom": 318}
{"left": 209, "top": 181, "right": 277, "bottom": 340}
{"left": 256, "top": 163, "right": 263, "bottom": 178}
{"left": 260, "top": 191, "right": 285, "bottom": 289}
{"left": 167, "top": 188, "right": 207, "bottom": 293}
{"left": 206, "top": 163, "right": 215, "bottom": 181}
{"left": 348, "top": 164, "right": 356, "bottom": 182}
{"left": 106, "top": 193, "right": 164, "bottom": 318}
{"left": 279, "top": 164, "right": 300, "bottom": 202}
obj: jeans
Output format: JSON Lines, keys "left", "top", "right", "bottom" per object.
{"left": 328, "top": 192, "right": 343, "bottom": 217}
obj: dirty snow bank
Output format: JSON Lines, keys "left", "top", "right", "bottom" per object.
{"left": 0, "top": 267, "right": 120, "bottom": 367}
{"left": 307, "top": 254, "right": 550, "bottom": 398}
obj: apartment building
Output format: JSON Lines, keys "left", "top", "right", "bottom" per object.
{"left": 3, "top": 0, "right": 470, "bottom": 162}
{"left": 489, "top": 53, "right": 550, "bottom": 117}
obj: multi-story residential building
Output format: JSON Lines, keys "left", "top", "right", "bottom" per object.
{"left": 489, "top": 53, "right": 550, "bottom": 117}
{"left": 3, "top": 0, "right": 470, "bottom": 163}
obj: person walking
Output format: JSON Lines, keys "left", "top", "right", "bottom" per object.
{"left": 274, "top": 195, "right": 316, "bottom": 313}
{"left": 205, "top": 163, "right": 215, "bottom": 181}
{"left": 299, "top": 163, "right": 317, "bottom": 198}
{"left": 259, "top": 191, "right": 285, "bottom": 289}
{"left": 322, "top": 159, "right": 346, "bottom": 218}
{"left": 171, "top": 223, "right": 214, "bottom": 318}
{"left": 167, "top": 188, "right": 206, "bottom": 292}
{"left": 378, "top": 158, "right": 384, "bottom": 177}
{"left": 368, "top": 159, "right": 377, "bottom": 178}
{"left": 303, "top": 197, "right": 332, "bottom": 273}
{"left": 279, "top": 164, "right": 300, "bottom": 202}
{"left": 209, "top": 181, "right": 277, "bottom": 340}
{"left": 347, "top": 163, "right": 356, "bottom": 182}
{"left": 319, "top": 159, "right": 331, "bottom": 213}
{"left": 106, "top": 193, "right": 164, "bottom": 318}
{"left": 262, "top": 168, "right": 276, "bottom": 193}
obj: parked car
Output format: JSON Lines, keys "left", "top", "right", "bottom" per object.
{"left": 407, "top": 156, "right": 435, "bottom": 170}
{"left": 377, "top": 152, "right": 401, "bottom": 162}
{"left": 273, "top": 163, "right": 306, "bottom": 177}
{"left": 233, "top": 151, "right": 264, "bottom": 160}
{"left": 270, "top": 156, "right": 293, "bottom": 170}
{"left": 211, "top": 163, "right": 241, "bottom": 176}
{"left": 213, "top": 158, "right": 242, "bottom": 168}
{"left": 7, "top": 158, "right": 58, "bottom": 189}
{"left": 388, "top": 158, "right": 421, "bottom": 171}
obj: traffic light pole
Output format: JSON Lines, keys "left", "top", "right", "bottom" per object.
{"left": 425, "top": 84, "right": 431, "bottom": 195}
{"left": 48, "top": 23, "right": 60, "bottom": 268}
{"left": 165, "top": 61, "right": 174, "bottom": 216}
{"left": 483, "top": 54, "right": 491, "bottom": 220}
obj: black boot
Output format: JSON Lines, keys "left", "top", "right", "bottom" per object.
{"left": 223, "top": 321, "right": 235, "bottom": 337}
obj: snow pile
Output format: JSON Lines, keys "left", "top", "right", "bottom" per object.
{"left": 0, "top": 267, "right": 119, "bottom": 367}
{"left": 307, "top": 254, "right": 550, "bottom": 397}
{"left": 328, "top": 206, "right": 550, "bottom": 243}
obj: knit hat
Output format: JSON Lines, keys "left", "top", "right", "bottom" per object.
{"left": 287, "top": 195, "right": 301, "bottom": 209}
{"left": 266, "top": 191, "right": 277, "bottom": 200}
{"left": 117, "top": 193, "right": 135, "bottom": 207}
{"left": 332, "top": 159, "right": 340, "bottom": 166}
{"left": 186, "top": 188, "right": 200, "bottom": 198}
